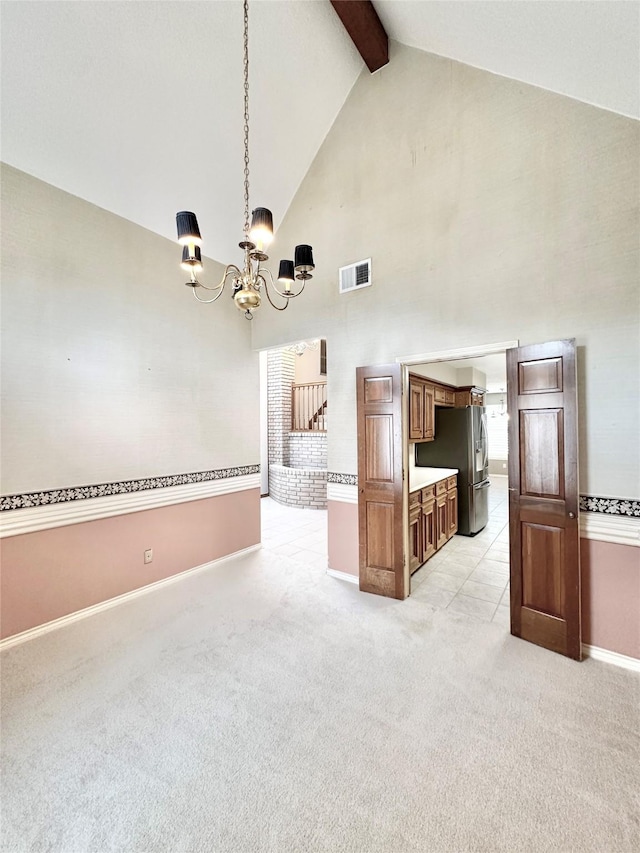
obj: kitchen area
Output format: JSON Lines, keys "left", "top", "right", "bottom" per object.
{"left": 408, "top": 371, "right": 489, "bottom": 573}
{"left": 407, "top": 357, "right": 510, "bottom": 623}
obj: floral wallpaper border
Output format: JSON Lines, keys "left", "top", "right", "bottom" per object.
{"left": 578, "top": 496, "right": 640, "bottom": 518}
{"left": 326, "top": 474, "right": 638, "bottom": 517}
{"left": 327, "top": 472, "right": 358, "bottom": 487}
{"left": 2, "top": 469, "right": 638, "bottom": 517}
{"left": 0, "top": 465, "right": 260, "bottom": 512}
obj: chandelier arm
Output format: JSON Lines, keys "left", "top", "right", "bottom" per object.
{"left": 191, "top": 265, "right": 241, "bottom": 303}
{"left": 195, "top": 264, "right": 242, "bottom": 292}
{"left": 261, "top": 266, "right": 306, "bottom": 300}
{"left": 192, "top": 288, "right": 227, "bottom": 305}
{"left": 258, "top": 272, "right": 289, "bottom": 311}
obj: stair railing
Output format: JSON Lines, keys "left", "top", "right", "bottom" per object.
{"left": 291, "top": 382, "right": 327, "bottom": 431}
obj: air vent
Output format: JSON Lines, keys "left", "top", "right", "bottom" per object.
{"left": 339, "top": 258, "right": 371, "bottom": 294}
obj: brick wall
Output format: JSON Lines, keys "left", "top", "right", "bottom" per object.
{"left": 288, "top": 432, "right": 327, "bottom": 469}
{"left": 268, "top": 349, "right": 327, "bottom": 508}
{"left": 269, "top": 464, "right": 327, "bottom": 509}
{"left": 267, "top": 348, "right": 295, "bottom": 466}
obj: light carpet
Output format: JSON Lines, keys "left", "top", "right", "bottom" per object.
{"left": 1, "top": 547, "right": 639, "bottom": 852}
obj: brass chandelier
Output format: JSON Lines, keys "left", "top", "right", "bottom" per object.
{"left": 176, "top": 0, "right": 314, "bottom": 320}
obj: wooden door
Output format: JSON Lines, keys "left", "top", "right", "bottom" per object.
{"left": 409, "top": 378, "right": 424, "bottom": 440}
{"left": 357, "top": 364, "right": 406, "bottom": 599}
{"left": 423, "top": 385, "right": 435, "bottom": 440}
{"left": 507, "top": 339, "right": 581, "bottom": 659}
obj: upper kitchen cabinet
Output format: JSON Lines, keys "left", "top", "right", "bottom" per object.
{"left": 409, "top": 374, "right": 435, "bottom": 441}
{"left": 409, "top": 377, "right": 425, "bottom": 440}
{"left": 454, "top": 386, "right": 485, "bottom": 407}
{"left": 409, "top": 373, "right": 486, "bottom": 442}
{"left": 433, "top": 386, "right": 455, "bottom": 407}
{"left": 423, "top": 384, "right": 435, "bottom": 440}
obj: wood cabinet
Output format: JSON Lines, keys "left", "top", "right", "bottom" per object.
{"left": 454, "top": 386, "right": 485, "bottom": 407}
{"left": 421, "top": 494, "right": 437, "bottom": 562}
{"left": 409, "top": 378, "right": 425, "bottom": 440}
{"left": 447, "top": 486, "right": 458, "bottom": 538}
{"left": 408, "top": 375, "right": 435, "bottom": 441}
{"left": 423, "top": 384, "right": 435, "bottom": 440}
{"left": 409, "top": 475, "right": 457, "bottom": 574}
{"left": 410, "top": 374, "right": 478, "bottom": 443}
{"left": 435, "top": 493, "right": 448, "bottom": 550}
{"left": 434, "top": 386, "right": 455, "bottom": 407}
{"left": 409, "top": 492, "right": 422, "bottom": 574}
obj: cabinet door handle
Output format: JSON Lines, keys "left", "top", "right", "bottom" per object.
{"left": 568, "top": 511, "right": 576, "bottom": 519}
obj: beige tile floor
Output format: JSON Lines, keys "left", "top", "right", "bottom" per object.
{"left": 260, "top": 475, "right": 510, "bottom": 626}
{"left": 260, "top": 496, "right": 329, "bottom": 571}
{"left": 410, "top": 475, "right": 510, "bottom": 625}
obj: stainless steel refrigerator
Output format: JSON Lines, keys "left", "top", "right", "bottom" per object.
{"left": 415, "top": 407, "right": 490, "bottom": 536}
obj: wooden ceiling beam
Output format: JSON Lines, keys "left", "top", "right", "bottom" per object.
{"left": 330, "top": 1, "right": 389, "bottom": 74}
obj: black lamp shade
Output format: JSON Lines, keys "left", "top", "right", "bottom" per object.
{"left": 249, "top": 207, "right": 274, "bottom": 247}
{"left": 181, "top": 245, "right": 203, "bottom": 272}
{"left": 250, "top": 207, "right": 273, "bottom": 234}
{"left": 294, "top": 244, "right": 314, "bottom": 272}
{"left": 277, "top": 260, "right": 295, "bottom": 283}
{"left": 176, "top": 211, "right": 202, "bottom": 246}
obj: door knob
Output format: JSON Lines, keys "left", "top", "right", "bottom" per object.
{"left": 568, "top": 512, "right": 576, "bottom": 519}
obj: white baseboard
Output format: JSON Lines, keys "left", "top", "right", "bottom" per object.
{"left": 582, "top": 643, "right": 640, "bottom": 672}
{"left": 0, "top": 544, "right": 262, "bottom": 652}
{"left": 327, "top": 567, "right": 359, "bottom": 585}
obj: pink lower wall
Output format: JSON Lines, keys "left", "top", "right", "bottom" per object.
{"left": 327, "top": 503, "right": 639, "bottom": 659}
{"left": 580, "top": 538, "right": 640, "bottom": 659}
{"left": 328, "top": 500, "right": 359, "bottom": 576}
{"left": 0, "top": 488, "right": 261, "bottom": 640}
{"left": 3, "top": 493, "right": 638, "bottom": 661}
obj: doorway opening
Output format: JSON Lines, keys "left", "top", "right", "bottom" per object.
{"left": 357, "top": 339, "right": 581, "bottom": 658}
{"left": 399, "top": 343, "right": 515, "bottom": 627}
{"left": 259, "top": 339, "right": 329, "bottom": 570}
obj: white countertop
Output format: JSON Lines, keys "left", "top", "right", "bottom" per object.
{"left": 409, "top": 466, "right": 458, "bottom": 492}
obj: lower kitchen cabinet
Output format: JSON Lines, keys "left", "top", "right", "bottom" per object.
{"left": 447, "top": 487, "right": 458, "bottom": 538}
{"left": 421, "top": 497, "right": 437, "bottom": 562}
{"left": 409, "top": 476, "right": 458, "bottom": 574}
{"left": 435, "top": 494, "right": 448, "bottom": 550}
{"left": 409, "top": 503, "right": 422, "bottom": 574}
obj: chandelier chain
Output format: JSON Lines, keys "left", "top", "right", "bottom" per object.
{"left": 243, "top": 0, "right": 250, "bottom": 238}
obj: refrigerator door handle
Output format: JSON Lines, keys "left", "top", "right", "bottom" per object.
{"left": 473, "top": 480, "right": 491, "bottom": 490}
{"left": 480, "top": 412, "right": 489, "bottom": 470}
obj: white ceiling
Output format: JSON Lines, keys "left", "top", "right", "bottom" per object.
{"left": 0, "top": 1, "right": 361, "bottom": 263}
{"left": 376, "top": 1, "right": 640, "bottom": 121}
{"left": 2, "top": 1, "right": 638, "bottom": 264}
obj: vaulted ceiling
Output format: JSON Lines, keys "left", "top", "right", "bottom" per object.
{"left": 2, "top": 1, "right": 638, "bottom": 264}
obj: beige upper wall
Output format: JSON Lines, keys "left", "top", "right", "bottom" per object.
{"left": 1, "top": 165, "right": 259, "bottom": 494}
{"left": 251, "top": 41, "right": 640, "bottom": 499}
{"left": 293, "top": 342, "right": 325, "bottom": 385}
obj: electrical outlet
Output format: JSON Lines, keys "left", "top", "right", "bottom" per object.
{"left": 144, "top": 549, "right": 153, "bottom": 564}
